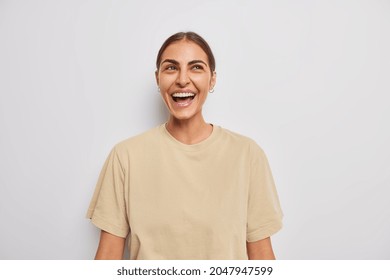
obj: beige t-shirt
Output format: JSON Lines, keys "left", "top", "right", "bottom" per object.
{"left": 87, "top": 124, "right": 283, "bottom": 259}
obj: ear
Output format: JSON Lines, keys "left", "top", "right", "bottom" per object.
{"left": 210, "top": 71, "right": 217, "bottom": 90}
{"left": 155, "top": 70, "right": 159, "bottom": 87}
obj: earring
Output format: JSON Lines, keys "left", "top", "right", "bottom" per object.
{"left": 209, "top": 88, "right": 214, "bottom": 93}
{"left": 157, "top": 87, "right": 160, "bottom": 92}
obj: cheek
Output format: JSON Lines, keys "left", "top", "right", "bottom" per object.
{"left": 191, "top": 75, "right": 211, "bottom": 88}
{"left": 159, "top": 75, "right": 177, "bottom": 90}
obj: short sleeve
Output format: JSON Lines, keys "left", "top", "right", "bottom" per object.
{"left": 246, "top": 142, "right": 283, "bottom": 242}
{"left": 86, "top": 146, "right": 129, "bottom": 238}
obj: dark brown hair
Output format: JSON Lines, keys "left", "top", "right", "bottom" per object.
{"left": 156, "top": 31, "right": 216, "bottom": 73}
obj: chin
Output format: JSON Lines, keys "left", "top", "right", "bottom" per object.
{"left": 169, "top": 109, "right": 201, "bottom": 122}
{"left": 171, "top": 113, "right": 195, "bottom": 121}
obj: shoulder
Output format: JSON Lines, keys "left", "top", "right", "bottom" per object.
{"left": 111, "top": 125, "right": 162, "bottom": 155}
{"left": 218, "top": 126, "right": 264, "bottom": 151}
{"left": 216, "top": 126, "right": 268, "bottom": 165}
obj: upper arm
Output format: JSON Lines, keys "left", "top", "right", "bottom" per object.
{"left": 87, "top": 147, "right": 130, "bottom": 239}
{"left": 247, "top": 143, "right": 283, "bottom": 244}
{"left": 246, "top": 237, "right": 276, "bottom": 260}
{"left": 95, "top": 230, "right": 126, "bottom": 260}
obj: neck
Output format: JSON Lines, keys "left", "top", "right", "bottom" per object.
{"left": 166, "top": 115, "right": 213, "bottom": 145}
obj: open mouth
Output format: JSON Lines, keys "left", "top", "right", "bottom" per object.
{"left": 171, "top": 92, "right": 196, "bottom": 103}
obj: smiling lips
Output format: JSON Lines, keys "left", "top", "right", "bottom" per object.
{"left": 171, "top": 92, "right": 196, "bottom": 107}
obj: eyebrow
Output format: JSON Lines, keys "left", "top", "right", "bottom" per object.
{"left": 161, "top": 59, "right": 208, "bottom": 67}
{"left": 188, "top": 60, "right": 208, "bottom": 66}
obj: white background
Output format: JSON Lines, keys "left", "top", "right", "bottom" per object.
{"left": 0, "top": 0, "right": 389, "bottom": 259}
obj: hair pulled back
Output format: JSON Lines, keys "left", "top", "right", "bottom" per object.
{"left": 156, "top": 31, "right": 216, "bottom": 73}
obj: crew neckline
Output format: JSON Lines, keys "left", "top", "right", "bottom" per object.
{"left": 161, "top": 123, "right": 220, "bottom": 152}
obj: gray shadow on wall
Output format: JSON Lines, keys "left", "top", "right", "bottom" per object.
{"left": 156, "top": 97, "right": 169, "bottom": 124}
{"left": 147, "top": 86, "right": 169, "bottom": 125}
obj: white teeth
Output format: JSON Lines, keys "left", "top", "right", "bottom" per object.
{"left": 172, "top": 92, "right": 195, "bottom": 98}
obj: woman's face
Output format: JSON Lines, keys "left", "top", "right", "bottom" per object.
{"left": 156, "top": 40, "right": 216, "bottom": 122}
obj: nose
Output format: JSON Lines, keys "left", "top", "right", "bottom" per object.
{"left": 176, "top": 69, "right": 190, "bottom": 87}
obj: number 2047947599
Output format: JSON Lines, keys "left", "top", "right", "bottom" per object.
{"left": 209, "top": 266, "right": 273, "bottom": 276}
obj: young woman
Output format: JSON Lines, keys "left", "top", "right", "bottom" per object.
{"left": 87, "top": 32, "right": 283, "bottom": 260}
